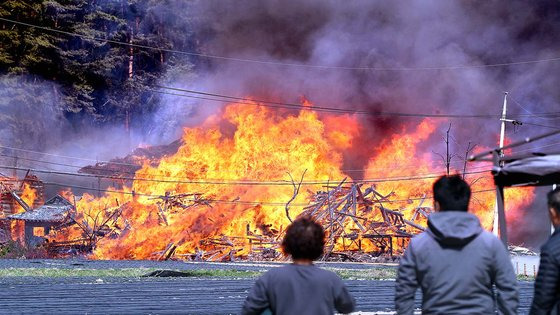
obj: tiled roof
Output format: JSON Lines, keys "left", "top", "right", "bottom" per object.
{"left": 7, "top": 195, "right": 74, "bottom": 223}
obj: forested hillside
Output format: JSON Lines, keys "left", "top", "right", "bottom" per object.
{"left": 0, "top": 0, "right": 198, "bottom": 126}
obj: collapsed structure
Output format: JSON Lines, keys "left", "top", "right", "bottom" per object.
{"left": 7, "top": 195, "right": 75, "bottom": 247}
{"left": 3, "top": 106, "right": 541, "bottom": 262}
{"left": 295, "top": 179, "right": 428, "bottom": 259}
{"left": 70, "top": 140, "right": 433, "bottom": 261}
{"left": 0, "top": 172, "right": 83, "bottom": 253}
{"left": 140, "top": 178, "right": 432, "bottom": 262}
{"left": 0, "top": 167, "right": 431, "bottom": 262}
{"left": 0, "top": 173, "right": 45, "bottom": 244}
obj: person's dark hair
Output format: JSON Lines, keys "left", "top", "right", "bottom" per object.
{"left": 432, "top": 175, "right": 471, "bottom": 211}
{"left": 547, "top": 187, "right": 560, "bottom": 214}
{"left": 281, "top": 217, "right": 325, "bottom": 260}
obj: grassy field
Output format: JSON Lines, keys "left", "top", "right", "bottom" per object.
{"left": 0, "top": 266, "right": 397, "bottom": 280}
{"left": 0, "top": 266, "right": 533, "bottom": 281}
{"left": 0, "top": 268, "right": 259, "bottom": 278}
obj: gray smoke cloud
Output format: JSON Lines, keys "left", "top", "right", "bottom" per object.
{"left": 183, "top": 0, "right": 560, "bottom": 131}
{"left": 0, "top": 76, "right": 67, "bottom": 151}
{"left": 2, "top": 1, "right": 558, "bottom": 248}
{"left": 0, "top": 75, "right": 149, "bottom": 198}
{"left": 150, "top": 0, "right": 560, "bottom": 247}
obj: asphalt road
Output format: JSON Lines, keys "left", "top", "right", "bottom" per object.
{"left": 0, "top": 259, "right": 535, "bottom": 314}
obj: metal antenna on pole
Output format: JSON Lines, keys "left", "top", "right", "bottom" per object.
{"left": 493, "top": 92, "right": 508, "bottom": 237}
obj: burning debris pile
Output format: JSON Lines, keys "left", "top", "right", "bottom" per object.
{"left": 151, "top": 192, "right": 213, "bottom": 227}
{"left": 0, "top": 103, "right": 536, "bottom": 261}
{"left": 296, "top": 179, "right": 429, "bottom": 260}
{"left": 134, "top": 179, "right": 432, "bottom": 262}
{"left": 2, "top": 176, "right": 432, "bottom": 261}
{"left": 0, "top": 173, "right": 128, "bottom": 256}
{"left": 1, "top": 0, "right": 558, "bottom": 261}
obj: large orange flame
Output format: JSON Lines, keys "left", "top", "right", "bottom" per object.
{"left": 9, "top": 183, "right": 39, "bottom": 242}
{"left": 47, "top": 101, "right": 533, "bottom": 259}
{"left": 20, "top": 183, "right": 37, "bottom": 211}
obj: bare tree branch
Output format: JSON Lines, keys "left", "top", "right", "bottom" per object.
{"left": 445, "top": 123, "right": 452, "bottom": 175}
{"left": 433, "top": 124, "right": 457, "bottom": 176}
{"left": 462, "top": 142, "right": 477, "bottom": 179}
{"left": 285, "top": 169, "right": 307, "bottom": 222}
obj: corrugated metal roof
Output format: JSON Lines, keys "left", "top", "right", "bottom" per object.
{"left": 7, "top": 195, "right": 74, "bottom": 223}
{"left": 493, "top": 154, "right": 560, "bottom": 187}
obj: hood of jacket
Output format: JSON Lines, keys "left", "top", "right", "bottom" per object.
{"left": 427, "top": 211, "right": 483, "bottom": 246}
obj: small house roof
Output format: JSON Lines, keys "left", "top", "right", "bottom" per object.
{"left": 7, "top": 195, "right": 74, "bottom": 223}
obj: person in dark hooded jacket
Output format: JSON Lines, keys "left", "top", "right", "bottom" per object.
{"left": 530, "top": 186, "right": 560, "bottom": 315}
{"left": 395, "top": 175, "right": 518, "bottom": 314}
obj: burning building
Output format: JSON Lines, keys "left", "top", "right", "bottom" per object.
{"left": 7, "top": 195, "right": 75, "bottom": 247}
{"left": 1, "top": 1, "right": 558, "bottom": 260}
{"left": 0, "top": 173, "right": 45, "bottom": 244}
{"left": 25, "top": 103, "right": 530, "bottom": 261}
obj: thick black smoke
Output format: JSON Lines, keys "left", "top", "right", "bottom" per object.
{"left": 2, "top": 1, "right": 559, "bottom": 248}
{"left": 152, "top": 0, "right": 560, "bottom": 247}
{"left": 185, "top": 0, "right": 560, "bottom": 128}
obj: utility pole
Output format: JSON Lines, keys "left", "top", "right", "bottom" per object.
{"left": 493, "top": 92, "right": 508, "bottom": 238}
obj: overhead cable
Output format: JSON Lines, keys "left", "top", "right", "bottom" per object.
{"left": 40, "top": 180, "right": 496, "bottom": 207}
{"left": 0, "top": 165, "right": 492, "bottom": 186}
{"left": 2, "top": 17, "right": 560, "bottom": 71}
{"left": 153, "top": 86, "right": 560, "bottom": 119}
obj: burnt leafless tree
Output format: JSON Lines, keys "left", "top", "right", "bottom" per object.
{"left": 433, "top": 124, "right": 456, "bottom": 175}
{"left": 285, "top": 169, "right": 307, "bottom": 222}
{"left": 69, "top": 202, "right": 125, "bottom": 247}
{"left": 462, "top": 142, "right": 477, "bottom": 179}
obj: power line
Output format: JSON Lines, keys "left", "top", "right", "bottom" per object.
{"left": 153, "top": 86, "right": 560, "bottom": 119}
{"left": 3, "top": 15, "right": 560, "bottom": 118}
{"left": 2, "top": 150, "right": 491, "bottom": 178}
{"left": 522, "top": 122, "right": 560, "bottom": 130}
{"left": 508, "top": 95, "right": 560, "bottom": 121}
{"left": 0, "top": 144, "right": 495, "bottom": 186}
{"left": 0, "top": 153, "right": 104, "bottom": 171}
{"left": 0, "top": 165, "right": 492, "bottom": 186}
{"left": 40, "top": 180, "right": 496, "bottom": 207}
{"left": 0, "top": 145, "right": 138, "bottom": 167}
{"left": 4, "top": 154, "right": 495, "bottom": 201}
{"left": 3, "top": 16, "right": 560, "bottom": 71}
{"left": 340, "top": 162, "right": 491, "bottom": 173}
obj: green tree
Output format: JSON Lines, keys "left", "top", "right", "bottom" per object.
{"left": 0, "top": 0, "right": 197, "bottom": 127}
{"left": 0, "top": 1, "right": 58, "bottom": 75}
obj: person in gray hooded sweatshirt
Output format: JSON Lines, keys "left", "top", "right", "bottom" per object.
{"left": 395, "top": 175, "right": 518, "bottom": 314}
